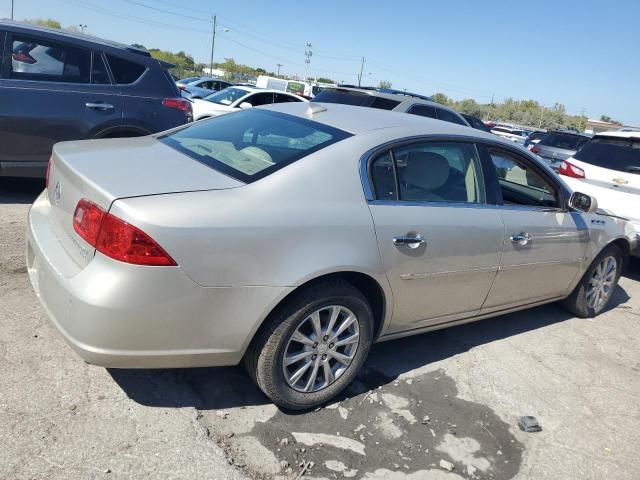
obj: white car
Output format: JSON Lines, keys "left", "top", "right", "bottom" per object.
{"left": 559, "top": 131, "right": 640, "bottom": 256}
{"left": 491, "top": 126, "right": 528, "bottom": 145}
{"left": 191, "top": 86, "right": 307, "bottom": 120}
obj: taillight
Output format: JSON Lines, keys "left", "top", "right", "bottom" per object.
{"left": 12, "top": 51, "right": 36, "bottom": 64}
{"left": 45, "top": 157, "right": 52, "bottom": 189}
{"left": 73, "top": 199, "right": 176, "bottom": 266}
{"left": 559, "top": 161, "right": 585, "bottom": 179}
{"left": 177, "top": 84, "right": 185, "bottom": 91}
{"left": 162, "top": 98, "right": 191, "bottom": 112}
{"left": 530, "top": 145, "right": 541, "bottom": 154}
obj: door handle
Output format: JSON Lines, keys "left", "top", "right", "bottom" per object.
{"left": 393, "top": 234, "right": 425, "bottom": 249}
{"left": 85, "top": 102, "right": 114, "bottom": 110}
{"left": 510, "top": 232, "right": 532, "bottom": 246}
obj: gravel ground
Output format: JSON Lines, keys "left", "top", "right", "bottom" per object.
{"left": 2, "top": 178, "right": 639, "bottom": 480}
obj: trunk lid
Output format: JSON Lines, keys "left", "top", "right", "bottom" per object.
{"left": 47, "top": 136, "right": 243, "bottom": 268}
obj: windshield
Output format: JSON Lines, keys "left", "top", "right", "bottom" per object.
{"left": 178, "top": 77, "right": 200, "bottom": 84}
{"left": 203, "top": 87, "right": 249, "bottom": 105}
{"left": 159, "top": 109, "right": 352, "bottom": 183}
{"left": 574, "top": 137, "right": 640, "bottom": 174}
{"left": 540, "top": 133, "right": 589, "bottom": 151}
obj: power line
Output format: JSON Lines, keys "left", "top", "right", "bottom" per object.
{"left": 122, "top": 0, "right": 209, "bottom": 23}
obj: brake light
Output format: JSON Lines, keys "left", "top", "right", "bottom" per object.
{"left": 73, "top": 199, "right": 176, "bottom": 266}
{"left": 45, "top": 157, "right": 52, "bottom": 189}
{"left": 177, "top": 84, "right": 186, "bottom": 90}
{"left": 530, "top": 145, "right": 541, "bottom": 154}
{"left": 559, "top": 160, "right": 585, "bottom": 179}
{"left": 12, "top": 51, "right": 36, "bottom": 64}
{"left": 162, "top": 98, "right": 191, "bottom": 112}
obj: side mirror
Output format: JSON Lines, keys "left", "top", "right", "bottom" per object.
{"left": 239, "top": 102, "right": 253, "bottom": 109}
{"left": 569, "top": 191, "right": 598, "bottom": 213}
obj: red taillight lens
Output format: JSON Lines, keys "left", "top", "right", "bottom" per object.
{"left": 12, "top": 51, "right": 36, "bottom": 64}
{"left": 530, "top": 145, "right": 541, "bottom": 154}
{"left": 73, "top": 199, "right": 176, "bottom": 266}
{"left": 162, "top": 97, "right": 191, "bottom": 112}
{"left": 559, "top": 161, "right": 585, "bottom": 179}
{"left": 177, "top": 84, "right": 186, "bottom": 90}
{"left": 73, "top": 199, "right": 106, "bottom": 246}
{"left": 45, "top": 157, "right": 52, "bottom": 189}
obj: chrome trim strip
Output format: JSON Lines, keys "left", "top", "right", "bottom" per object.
{"left": 498, "top": 258, "right": 583, "bottom": 271}
{"left": 400, "top": 266, "right": 497, "bottom": 280}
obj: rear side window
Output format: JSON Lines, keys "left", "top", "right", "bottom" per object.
{"left": 369, "top": 97, "right": 400, "bottom": 110}
{"left": 274, "top": 93, "right": 302, "bottom": 103}
{"left": 574, "top": 137, "right": 640, "bottom": 174}
{"left": 539, "top": 133, "right": 589, "bottom": 151}
{"left": 436, "top": 108, "right": 467, "bottom": 126}
{"left": 91, "top": 53, "right": 110, "bottom": 84}
{"left": 407, "top": 104, "right": 437, "bottom": 119}
{"left": 159, "top": 109, "right": 352, "bottom": 182}
{"left": 106, "top": 54, "right": 145, "bottom": 84}
{"left": 312, "top": 89, "right": 372, "bottom": 106}
{"left": 10, "top": 35, "right": 90, "bottom": 83}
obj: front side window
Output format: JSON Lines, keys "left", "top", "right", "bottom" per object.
{"left": 244, "top": 92, "right": 274, "bottom": 106}
{"left": 105, "top": 54, "right": 145, "bottom": 84}
{"left": 369, "top": 142, "right": 486, "bottom": 204}
{"left": 369, "top": 97, "right": 400, "bottom": 110}
{"left": 159, "top": 109, "right": 351, "bottom": 182}
{"left": 489, "top": 148, "right": 559, "bottom": 208}
{"left": 10, "top": 35, "right": 90, "bottom": 83}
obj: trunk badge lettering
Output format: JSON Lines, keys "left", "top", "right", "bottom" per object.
{"left": 54, "top": 181, "right": 62, "bottom": 205}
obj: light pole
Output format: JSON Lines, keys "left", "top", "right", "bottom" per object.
{"left": 11, "top": 0, "right": 14, "bottom": 19}
{"left": 304, "top": 42, "right": 312, "bottom": 82}
{"left": 209, "top": 15, "right": 217, "bottom": 76}
{"left": 357, "top": 57, "right": 365, "bottom": 87}
{"left": 78, "top": 24, "right": 87, "bottom": 33}
{"left": 276, "top": 63, "right": 283, "bottom": 77}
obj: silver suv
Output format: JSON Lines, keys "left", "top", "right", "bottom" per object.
{"left": 313, "top": 86, "right": 470, "bottom": 127}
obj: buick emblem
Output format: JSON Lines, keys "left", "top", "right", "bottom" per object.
{"left": 54, "top": 181, "right": 62, "bottom": 205}
{"left": 612, "top": 177, "right": 628, "bottom": 185}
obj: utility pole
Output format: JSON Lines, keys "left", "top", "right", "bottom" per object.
{"left": 11, "top": 0, "right": 14, "bottom": 20}
{"left": 78, "top": 24, "right": 87, "bottom": 33}
{"left": 304, "top": 42, "right": 312, "bottom": 82}
{"left": 357, "top": 57, "right": 365, "bottom": 87}
{"left": 276, "top": 63, "right": 283, "bottom": 77}
{"left": 209, "top": 15, "right": 217, "bottom": 76}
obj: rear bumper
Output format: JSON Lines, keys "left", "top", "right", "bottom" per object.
{"left": 27, "top": 191, "right": 292, "bottom": 368}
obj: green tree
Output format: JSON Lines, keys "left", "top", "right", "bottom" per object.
{"left": 25, "top": 18, "right": 62, "bottom": 29}
{"left": 316, "top": 77, "right": 335, "bottom": 84}
{"left": 431, "top": 92, "right": 450, "bottom": 105}
{"left": 379, "top": 80, "right": 392, "bottom": 89}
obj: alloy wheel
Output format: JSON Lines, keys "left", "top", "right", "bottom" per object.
{"left": 586, "top": 255, "right": 617, "bottom": 310}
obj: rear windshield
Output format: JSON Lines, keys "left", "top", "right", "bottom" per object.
{"left": 539, "top": 133, "right": 589, "bottom": 151}
{"left": 313, "top": 89, "right": 373, "bottom": 106}
{"left": 574, "top": 137, "right": 640, "bottom": 174}
{"left": 159, "top": 109, "right": 352, "bottom": 182}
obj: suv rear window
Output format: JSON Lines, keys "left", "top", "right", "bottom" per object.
{"left": 539, "top": 133, "right": 589, "bottom": 151}
{"left": 574, "top": 137, "right": 640, "bottom": 174}
{"left": 106, "top": 55, "right": 145, "bottom": 84}
{"left": 159, "top": 109, "right": 352, "bottom": 182}
{"left": 312, "top": 89, "right": 372, "bottom": 106}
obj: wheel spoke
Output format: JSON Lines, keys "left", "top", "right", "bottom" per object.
{"left": 310, "top": 311, "right": 322, "bottom": 339}
{"left": 322, "top": 361, "right": 335, "bottom": 386}
{"left": 329, "top": 350, "right": 353, "bottom": 365}
{"left": 304, "top": 357, "right": 322, "bottom": 392}
{"left": 331, "top": 315, "right": 356, "bottom": 340}
{"left": 288, "top": 360, "right": 313, "bottom": 385}
{"left": 326, "top": 306, "right": 340, "bottom": 337}
{"left": 284, "top": 350, "right": 313, "bottom": 366}
{"left": 291, "top": 330, "right": 315, "bottom": 347}
{"left": 334, "top": 333, "right": 359, "bottom": 348}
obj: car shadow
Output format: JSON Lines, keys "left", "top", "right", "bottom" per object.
{"left": 109, "top": 283, "right": 630, "bottom": 411}
{"left": 624, "top": 257, "right": 640, "bottom": 281}
{"left": 0, "top": 177, "right": 44, "bottom": 204}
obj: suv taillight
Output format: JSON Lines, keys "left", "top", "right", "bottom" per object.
{"left": 73, "top": 199, "right": 176, "bottom": 266}
{"left": 559, "top": 160, "right": 586, "bottom": 179}
{"left": 162, "top": 98, "right": 191, "bottom": 112}
{"left": 530, "top": 145, "right": 541, "bottom": 154}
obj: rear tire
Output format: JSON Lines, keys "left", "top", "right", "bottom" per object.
{"left": 245, "top": 279, "right": 374, "bottom": 410}
{"left": 563, "top": 244, "right": 623, "bottom": 318}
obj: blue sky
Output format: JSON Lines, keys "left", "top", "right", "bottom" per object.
{"left": 3, "top": 0, "right": 639, "bottom": 124}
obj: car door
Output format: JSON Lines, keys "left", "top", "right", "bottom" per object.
{"left": 0, "top": 32, "right": 122, "bottom": 176}
{"left": 365, "top": 139, "right": 505, "bottom": 333}
{"left": 479, "top": 144, "right": 589, "bottom": 311}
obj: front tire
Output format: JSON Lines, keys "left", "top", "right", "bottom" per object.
{"left": 563, "top": 244, "right": 624, "bottom": 318}
{"left": 245, "top": 279, "right": 374, "bottom": 410}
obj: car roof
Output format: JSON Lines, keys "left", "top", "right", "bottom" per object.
{"left": 0, "top": 20, "right": 170, "bottom": 66}
{"left": 594, "top": 130, "right": 640, "bottom": 139}
{"left": 261, "top": 102, "right": 499, "bottom": 139}
{"left": 227, "top": 86, "right": 301, "bottom": 95}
